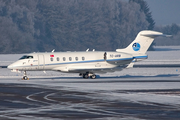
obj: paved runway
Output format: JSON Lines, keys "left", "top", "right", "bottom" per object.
{"left": 0, "top": 72, "right": 180, "bottom": 120}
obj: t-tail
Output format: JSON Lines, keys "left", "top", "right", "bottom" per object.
{"left": 116, "top": 30, "right": 171, "bottom": 54}
{"left": 116, "top": 30, "right": 171, "bottom": 62}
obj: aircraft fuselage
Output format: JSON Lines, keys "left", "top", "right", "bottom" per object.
{"left": 8, "top": 51, "right": 134, "bottom": 73}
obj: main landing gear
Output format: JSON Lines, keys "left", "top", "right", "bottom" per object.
{"left": 79, "top": 72, "right": 97, "bottom": 79}
{"left": 22, "top": 71, "right": 29, "bottom": 80}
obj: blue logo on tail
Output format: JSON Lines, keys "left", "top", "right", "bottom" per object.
{"left": 132, "top": 43, "right": 140, "bottom": 51}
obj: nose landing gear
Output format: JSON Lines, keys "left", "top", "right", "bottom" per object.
{"left": 22, "top": 71, "right": 29, "bottom": 80}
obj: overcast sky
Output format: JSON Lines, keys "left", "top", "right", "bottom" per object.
{"left": 145, "top": 0, "right": 180, "bottom": 25}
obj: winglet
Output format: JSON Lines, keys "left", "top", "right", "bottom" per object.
{"left": 51, "top": 49, "right": 55, "bottom": 52}
{"left": 86, "top": 48, "right": 89, "bottom": 52}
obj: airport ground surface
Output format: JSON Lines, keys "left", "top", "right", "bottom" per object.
{"left": 0, "top": 68, "right": 180, "bottom": 120}
{"left": 0, "top": 46, "right": 180, "bottom": 120}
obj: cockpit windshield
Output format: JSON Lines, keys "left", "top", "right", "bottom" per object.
{"left": 19, "top": 55, "right": 33, "bottom": 60}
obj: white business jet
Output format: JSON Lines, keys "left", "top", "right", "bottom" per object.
{"left": 8, "top": 30, "right": 170, "bottom": 80}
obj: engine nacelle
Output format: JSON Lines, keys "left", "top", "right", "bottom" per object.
{"left": 105, "top": 52, "right": 133, "bottom": 65}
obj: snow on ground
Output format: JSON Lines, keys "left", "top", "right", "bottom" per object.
{"left": 136, "top": 46, "right": 180, "bottom": 65}
{"left": 0, "top": 70, "right": 180, "bottom": 114}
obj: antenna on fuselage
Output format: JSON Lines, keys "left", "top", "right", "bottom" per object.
{"left": 86, "top": 48, "right": 89, "bottom": 52}
{"left": 51, "top": 49, "right": 55, "bottom": 52}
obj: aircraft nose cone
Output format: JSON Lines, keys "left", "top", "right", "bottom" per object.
{"left": 7, "top": 64, "right": 13, "bottom": 69}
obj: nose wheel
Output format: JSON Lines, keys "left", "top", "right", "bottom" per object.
{"left": 22, "top": 71, "right": 29, "bottom": 80}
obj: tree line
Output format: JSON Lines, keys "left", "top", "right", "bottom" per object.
{"left": 0, "top": 0, "right": 178, "bottom": 54}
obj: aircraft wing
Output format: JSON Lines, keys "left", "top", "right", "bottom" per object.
{"left": 52, "top": 65, "right": 127, "bottom": 74}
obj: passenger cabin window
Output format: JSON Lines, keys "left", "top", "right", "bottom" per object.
{"left": 69, "top": 57, "right": 72, "bottom": 61}
{"left": 57, "top": 57, "right": 60, "bottom": 61}
{"left": 63, "top": 57, "right": 66, "bottom": 61}
{"left": 50, "top": 57, "right": 53, "bottom": 61}
{"left": 82, "top": 57, "right": 85, "bottom": 61}
{"left": 75, "top": 57, "right": 78, "bottom": 61}
{"left": 19, "top": 55, "right": 33, "bottom": 60}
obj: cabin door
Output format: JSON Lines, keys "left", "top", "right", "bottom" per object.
{"left": 38, "top": 54, "right": 44, "bottom": 70}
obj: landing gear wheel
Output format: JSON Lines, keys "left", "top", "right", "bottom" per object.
{"left": 83, "top": 74, "right": 89, "bottom": 79}
{"left": 22, "top": 76, "right": 29, "bottom": 80}
{"left": 22, "top": 71, "right": 29, "bottom": 80}
{"left": 90, "top": 75, "right": 96, "bottom": 79}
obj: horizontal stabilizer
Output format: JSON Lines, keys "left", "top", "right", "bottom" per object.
{"left": 141, "top": 33, "right": 172, "bottom": 38}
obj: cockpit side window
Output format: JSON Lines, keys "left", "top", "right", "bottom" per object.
{"left": 19, "top": 55, "right": 27, "bottom": 60}
{"left": 27, "top": 56, "right": 33, "bottom": 59}
{"left": 19, "top": 55, "right": 33, "bottom": 60}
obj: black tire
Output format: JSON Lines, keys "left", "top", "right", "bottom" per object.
{"left": 91, "top": 75, "right": 96, "bottom": 79}
{"left": 23, "top": 76, "right": 28, "bottom": 80}
{"left": 83, "top": 74, "right": 89, "bottom": 79}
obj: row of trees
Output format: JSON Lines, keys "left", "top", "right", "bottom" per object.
{"left": 0, "top": 0, "right": 175, "bottom": 54}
